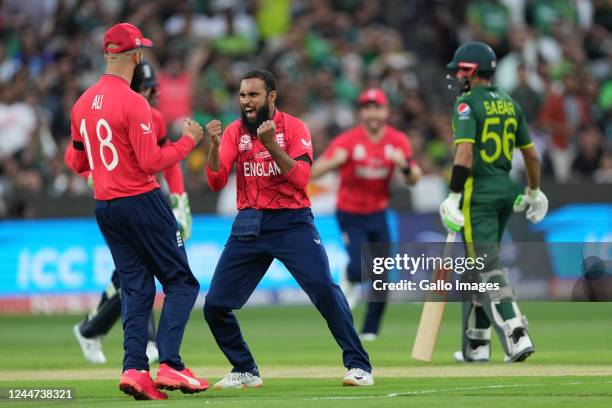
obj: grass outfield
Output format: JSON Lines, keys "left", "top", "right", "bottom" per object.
{"left": 0, "top": 302, "right": 611, "bottom": 407}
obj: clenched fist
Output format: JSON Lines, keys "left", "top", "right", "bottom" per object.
{"left": 206, "top": 119, "right": 223, "bottom": 146}
{"left": 257, "top": 120, "right": 276, "bottom": 145}
{"left": 183, "top": 118, "right": 204, "bottom": 144}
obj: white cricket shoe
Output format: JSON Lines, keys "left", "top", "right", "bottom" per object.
{"left": 342, "top": 368, "right": 374, "bottom": 386}
{"left": 73, "top": 324, "right": 106, "bottom": 364}
{"left": 214, "top": 372, "right": 263, "bottom": 389}
{"left": 508, "top": 333, "right": 535, "bottom": 362}
{"left": 360, "top": 333, "right": 378, "bottom": 342}
{"left": 340, "top": 278, "right": 360, "bottom": 310}
{"left": 453, "top": 344, "right": 490, "bottom": 362}
{"left": 146, "top": 341, "right": 159, "bottom": 364}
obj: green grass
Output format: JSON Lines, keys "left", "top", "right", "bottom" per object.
{"left": 1, "top": 302, "right": 612, "bottom": 407}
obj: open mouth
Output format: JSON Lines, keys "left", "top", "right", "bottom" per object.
{"left": 244, "top": 106, "right": 257, "bottom": 120}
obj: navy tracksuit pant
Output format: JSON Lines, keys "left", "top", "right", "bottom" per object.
{"left": 95, "top": 188, "right": 199, "bottom": 372}
{"left": 204, "top": 208, "right": 371, "bottom": 374}
{"left": 336, "top": 210, "right": 390, "bottom": 335}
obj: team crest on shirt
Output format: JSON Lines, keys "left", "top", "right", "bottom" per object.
{"left": 275, "top": 133, "right": 285, "bottom": 148}
{"left": 353, "top": 144, "right": 366, "bottom": 160}
{"left": 238, "top": 134, "right": 252, "bottom": 151}
{"left": 457, "top": 103, "right": 471, "bottom": 119}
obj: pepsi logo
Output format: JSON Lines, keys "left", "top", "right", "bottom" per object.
{"left": 457, "top": 103, "right": 471, "bottom": 117}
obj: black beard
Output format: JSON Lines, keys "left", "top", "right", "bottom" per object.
{"left": 241, "top": 103, "right": 270, "bottom": 134}
{"left": 446, "top": 74, "right": 471, "bottom": 96}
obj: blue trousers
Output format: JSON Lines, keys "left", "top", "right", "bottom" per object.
{"left": 336, "top": 210, "right": 390, "bottom": 335}
{"left": 204, "top": 208, "right": 371, "bottom": 374}
{"left": 95, "top": 189, "right": 199, "bottom": 372}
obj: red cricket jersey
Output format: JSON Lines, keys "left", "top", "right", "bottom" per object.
{"left": 324, "top": 125, "right": 413, "bottom": 214}
{"left": 206, "top": 110, "right": 313, "bottom": 209}
{"left": 152, "top": 107, "right": 185, "bottom": 194}
{"left": 69, "top": 74, "right": 194, "bottom": 200}
{"left": 157, "top": 72, "right": 192, "bottom": 124}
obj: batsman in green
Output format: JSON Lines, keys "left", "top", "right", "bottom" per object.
{"left": 439, "top": 41, "right": 549, "bottom": 362}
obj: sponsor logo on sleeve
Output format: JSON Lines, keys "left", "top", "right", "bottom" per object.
{"left": 457, "top": 103, "right": 471, "bottom": 120}
{"left": 141, "top": 122, "right": 152, "bottom": 133}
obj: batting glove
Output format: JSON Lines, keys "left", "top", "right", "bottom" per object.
{"left": 170, "top": 192, "right": 192, "bottom": 241}
{"left": 439, "top": 193, "right": 465, "bottom": 233}
{"left": 513, "top": 187, "right": 548, "bottom": 224}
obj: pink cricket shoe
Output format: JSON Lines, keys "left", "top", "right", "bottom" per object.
{"left": 119, "top": 369, "right": 168, "bottom": 400}
{"left": 154, "top": 363, "right": 209, "bottom": 394}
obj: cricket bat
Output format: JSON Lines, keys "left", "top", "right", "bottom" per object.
{"left": 411, "top": 232, "right": 456, "bottom": 362}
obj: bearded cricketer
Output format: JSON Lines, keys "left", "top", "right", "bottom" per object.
{"left": 203, "top": 69, "right": 373, "bottom": 388}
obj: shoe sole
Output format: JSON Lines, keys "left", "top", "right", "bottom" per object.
{"left": 342, "top": 379, "right": 373, "bottom": 386}
{"left": 119, "top": 378, "right": 167, "bottom": 400}
{"left": 155, "top": 377, "right": 209, "bottom": 394}
{"left": 511, "top": 348, "right": 535, "bottom": 362}
{"left": 214, "top": 383, "right": 263, "bottom": 390}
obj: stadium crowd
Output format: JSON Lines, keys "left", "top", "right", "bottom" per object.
{"left": 0, "top": 0, "right": 611, "bottom": 218}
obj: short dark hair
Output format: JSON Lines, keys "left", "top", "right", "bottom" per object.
{"left": 241, "top": 69, "right": 276, "bottom": 93}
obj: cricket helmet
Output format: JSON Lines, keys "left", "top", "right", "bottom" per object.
{"left": 446, "top": 41, "right": 497, "bottom": 77}
{"left": 131, "top": 59, "right": 158, "bottom": 92}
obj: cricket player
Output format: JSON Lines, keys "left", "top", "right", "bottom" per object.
{"left": 440, "top": 41, "right": 548, "bottom": 363}
{"left": 68, "top": 23, "right": 207, "bottom": 399}
{"left": 311, "top": 88, "right": 422, "bottom": 340}
{"left": 203, "top": 69, "right": 373, "bottom": 388}
{"left": 68, "top": 60, "right": 192, "bottom": 366}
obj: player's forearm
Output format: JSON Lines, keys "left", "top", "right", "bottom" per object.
{"left": 263, "top": 140, "right": 296, "bottom": 175}
{"left": 405, "top": 163, "right": 422, "bottom": 186}
{"left": 65, "top": 143, "right": 90, "bottom": 174}
{"left": 205, "top": 142, "right": 230, "bottom": 191}
{"left": 139, "top": 136, "right": 195, "bottom": 174}
{"left": 453, "top": 142, "right": 473, "bottom": 169}
{"left": 521, "top": 146, "right": 540, "bottom": 189}
{"left": 206, "top": 142, "right": 221, "bottom": 172}
{"left": 311, "top": 158, "right": 338, "bottom": 180}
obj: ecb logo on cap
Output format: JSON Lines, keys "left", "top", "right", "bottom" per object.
{"left": 135, "top": 38, "right": 141, "bottom": 46}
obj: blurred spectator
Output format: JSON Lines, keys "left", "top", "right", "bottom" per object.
{"left": 511, "top": 62, "right": 542, "bottom": 122}
{"left": 466, "top": 0, "right": 511, "bottom": 54}
{"left": 539, "top": 67, "right": 593, "bottom": 181}
{"left": 0, "top": 0, "right": 610, "bottom": 219}
{"left": 495, "top": 27, "right": 543, "bottom": 93}
{"left": 572, "top": 125, "right": 604, "bottom": 178}
{"left": 527, "top": 0, "right": 578, "bottom": 36}
{"left": 156, "top": 44, "right": 209, "bottom": 134}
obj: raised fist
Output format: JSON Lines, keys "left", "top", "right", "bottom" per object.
{"left": 206, "top": 119, "right": 223, "bottom": 146}
{"left": 183, "top": 119, "right": 204, "bottom": 144}
{"left": 257, "top": 120, "right": 276, "bottom": 145}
